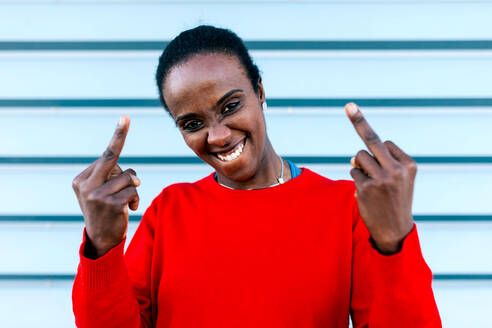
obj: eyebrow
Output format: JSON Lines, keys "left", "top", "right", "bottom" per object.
{"left": 175, "top": 89, "right": 244, "bottom": 124}
{"left": 216, "top": 89, "right": 243, "bottom": 106}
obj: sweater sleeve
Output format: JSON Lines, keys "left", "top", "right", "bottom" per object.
{"left": 72, "top": 198, "right": 158, "bottom": 328}
{"left": 349, "top": 198, "right": 442, "bottom": 327}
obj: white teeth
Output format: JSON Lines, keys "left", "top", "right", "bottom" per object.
{"left": 217, "top": 141, "right": 244, "bottom": 162}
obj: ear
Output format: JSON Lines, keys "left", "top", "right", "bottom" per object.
{"left": 256, "top": 77, "right": 266, "bottom": 105}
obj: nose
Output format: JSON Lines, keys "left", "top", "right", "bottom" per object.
{"left": 207, "top": 122, "right": 232, "bottom": 147}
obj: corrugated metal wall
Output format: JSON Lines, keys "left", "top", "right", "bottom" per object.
{"left": 1, "top": 1, "right": 491, "bottom": 327}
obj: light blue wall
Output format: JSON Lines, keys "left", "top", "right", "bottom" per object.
{"left": 0, "top": 1, "right": 491, "bottom": 327}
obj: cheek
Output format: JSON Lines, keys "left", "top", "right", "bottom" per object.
{"left": 251, "top": 110, "right": 266, "bottom": 142}
{"left": 182, "top": 132, "right": 207, "bottom": 157}
{"left": 237, "top": 105, "right": 265, "bottom": 132}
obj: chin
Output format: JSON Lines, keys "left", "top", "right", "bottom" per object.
{"left": 210, "top": 155, "right": 258, "bottom": 183}
{"left": 201, "top": 136, "right": 261, "bottom": 183}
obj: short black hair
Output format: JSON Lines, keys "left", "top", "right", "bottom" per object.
{"left": 155, "top": 25, "right": 260, "bottom": 111}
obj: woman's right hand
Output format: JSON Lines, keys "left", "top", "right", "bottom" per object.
{"left": 72, "top": 116, "right": 140, "bottom": 258}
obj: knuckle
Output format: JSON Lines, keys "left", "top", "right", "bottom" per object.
{"left": 356, "top": 180, "right": 366, "bottom": 191}
{"left": 102, "top": 148, "right": 115, "bottom": 160}
{"left": 86, "top": 190, "right": 108, "bottom": 206}
{"left": 357, "top": 182, "right": 370, "bottom": 195}
{"left": 390, "top": 165, "right": 404, "bottom": 179}
{"left": 373, "top": 177, "right": 390, "bottom": 189}
{"left": 372, "top": 179, "right": 384, "bottom": 189}
{"left": 407, "top": 158, "right": 417, "bottom": 169}
{"left": 124, "top": 172, "right": 134, "bottom": 185}
{"left": 114, "top": 127, "right": 125, "bottom": 138}
{"left": 107, "top": 195, "right": 120, "bottom": 207}
{"left": 86, "top": 191, "right": 100, "bottom": 203}
{"left": 71, "top": 178, "right": 80, "bottom": 191}
{"left": 353, "top": 114, "right": 365, "bottom": 125}
{"left": 78, "top": 184, "right": 90, "bottom": 197}
{"left": 364, "top": 131, "right": 381, "bottom": 145}
{"left": 356, "top": 150, "right": 369, "bottom": 160}
{"left": 407, "top": 160, "right": 418, "bottom": 173}
{"left": 356, "top": 150, "right": 365, "bottom": 157}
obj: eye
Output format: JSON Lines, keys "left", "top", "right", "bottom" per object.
{"left": 223, "top": 101, "right": 240, "bottom": 115}
{"left": 182, "top": 119, "right": 203, "bottom": 131}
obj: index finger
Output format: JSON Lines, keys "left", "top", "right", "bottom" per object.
{"left": 90, "top": 115, "right": 130, "bottom": 183}
{"left": 345, "top": 103, "right": 394, "bottom": 166}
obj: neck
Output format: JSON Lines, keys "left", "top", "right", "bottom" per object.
{"left": 216, "top": 138, "right": 288, "bottom": 190}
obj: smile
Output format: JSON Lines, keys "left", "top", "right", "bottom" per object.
{"left": 216, "top": 139, "right": 246, "bottom": 162}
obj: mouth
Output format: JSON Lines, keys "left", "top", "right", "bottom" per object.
{"left": 215, "top": 138, "right": 246, "bottom": 162}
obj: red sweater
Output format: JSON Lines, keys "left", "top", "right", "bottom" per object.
{"left": 72, "top": 168, "right": 441, "bottom": 327}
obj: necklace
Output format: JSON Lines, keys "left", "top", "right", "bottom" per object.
{"left": 217, "top": 156, "right": 284, "bottom": 190}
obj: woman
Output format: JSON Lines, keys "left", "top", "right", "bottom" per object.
{"left": 72, "top": 26, "right": 441, "bottom": 327}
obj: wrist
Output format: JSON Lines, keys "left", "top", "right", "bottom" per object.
{"left": 84, "top": 231, "right": 118, "bottom": 259}
{"left": 370, "top": 222, "right": 415, "bottom": 255}
{"left": 84, "top": 238, "right": 109, "bottom": 259}
{"left": 370, "top": 237, "right": 403, "bottom": 255}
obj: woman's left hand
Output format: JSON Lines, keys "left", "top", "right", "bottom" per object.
{"left": 345, "top": 103, "right": 416, "bottom": 254}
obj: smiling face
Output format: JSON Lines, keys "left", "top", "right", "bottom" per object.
{"left": 162, "top": 52, "right": 276, "bottom": 187}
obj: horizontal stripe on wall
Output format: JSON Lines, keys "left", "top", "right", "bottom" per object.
{"left": 2, "top": 110, "right": 490, "bottom": 157}
{"left": 2, "top": 41, "right": 492, "bottom": 51}
{"left": 2, "top": 221, "right": 491, "bottom": 274}
{"left": 5, "top": 55, "right": 492, "bottom": 99}
{"left": 1, "top": 156, "right": 492, "bottom": 165}
{"left": 1, "top": 215, "right": 490, "bottom": 223}
{"left": 1, "top": 273, "right": 490, "bottom": 281}
{"left": 2, "top": 98, "right": 492, "bottom": 108}
{"left": 2, "top": 165, "right": 488, "bottom": 214}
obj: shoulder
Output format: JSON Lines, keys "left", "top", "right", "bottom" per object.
{"left": 300, "top": 167, "right": 355, "bottom": 193}
{"left": 297, "top": 167, "right": 357, "bottom": 209}
{"left": 149, "top": 172, "right": 215, "bottom": 208}
{"left": 138, "top": 173, "right": 215, "bottom": 226}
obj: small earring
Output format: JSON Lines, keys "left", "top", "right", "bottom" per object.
{"left": 262, "top": 102, "right": 267, "bottom": 111}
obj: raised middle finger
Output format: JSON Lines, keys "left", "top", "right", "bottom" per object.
{"left": 89, "top": 115, "right": 130, "bottom": 185}
{"left": 345, "top": 102, "right": 396, "bottom": 169}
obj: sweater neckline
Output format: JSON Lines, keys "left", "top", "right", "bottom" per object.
{"left": 203, "top": 167, "right": 313, "bottom": 194}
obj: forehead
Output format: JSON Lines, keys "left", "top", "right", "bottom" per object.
{"left": 163, "top": 53, "right": 251, "bottom": 114}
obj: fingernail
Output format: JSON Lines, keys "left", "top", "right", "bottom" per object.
{"left": 350, "top": 156, "right": 356, "bottom": 167}
{"left": 346, "top": 103, "right": 359, "bottom": 116}
{"left": 118, "top": 116, "right": 126, "bottom": 127}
